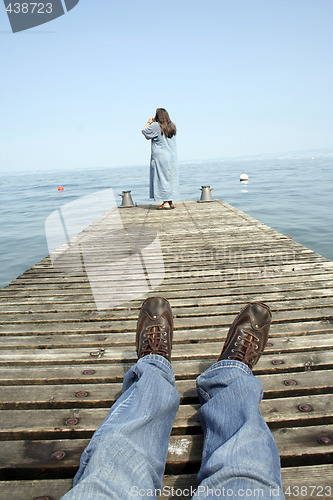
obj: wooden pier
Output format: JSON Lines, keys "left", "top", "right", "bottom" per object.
{"left": 0, "top": 199, "right": 332, "bottom": 499}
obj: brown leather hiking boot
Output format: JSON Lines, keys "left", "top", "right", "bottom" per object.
{"left": 136, "top": 297, "right": 173, "bottom": 361}
{"left": 218, "top": 302, "right": 272, "bottom": 369}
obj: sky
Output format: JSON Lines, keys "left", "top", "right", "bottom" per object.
{"left": 1, "top": 0, "right": 333, "bottom": 173}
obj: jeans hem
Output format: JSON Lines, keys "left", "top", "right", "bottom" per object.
{"left": 137, "top": 354, "right": 174, "bottom": 373}
{"left": 196, "top": 360, "right": 253, "bottom": 401}
{"left": 203, "top": 359, "right": 253, "bottom": 376}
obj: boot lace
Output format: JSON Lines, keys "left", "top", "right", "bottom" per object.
{"left": 228, "top": 328, "right": 260, "bottom": 368}
{"left": 140, "top": 325, "right": 169, "bottom": 358}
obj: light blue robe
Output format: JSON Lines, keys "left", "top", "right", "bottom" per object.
{"left": 142, "top": 122, "right": 179, "bottom": 202}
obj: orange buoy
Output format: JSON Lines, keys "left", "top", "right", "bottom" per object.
{"left": 58, "top": 186, "right": 64, "bottom": 191}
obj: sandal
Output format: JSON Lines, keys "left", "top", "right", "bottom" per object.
{"left": 157, "top": 204, "right": 171, "bottom": 210}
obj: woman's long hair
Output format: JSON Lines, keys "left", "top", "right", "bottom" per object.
{"left": 154, "top": 108, "right": 177, "bottom": 138}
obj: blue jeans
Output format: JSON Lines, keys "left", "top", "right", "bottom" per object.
{"left": 61, "top": 355, "right": 284, "bottom": 499}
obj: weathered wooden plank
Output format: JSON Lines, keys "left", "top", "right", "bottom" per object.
{"left": 1, "top": 370, "right": 332, "bottom": 409}
{"left": 2, "top": 285, "right": 333, "bottom": 313}
{"left": 0, "top": 464, "right": 332, "bottom": 500}
{"left": 0, "top": 425, "right": 331, "bottom": 473}
{"left": 161, "top": 465, "right": 333, "bottom": 500}
{"left": 0, "top": 395, "right": 331, "bottom": 439}
{"left": 3, "top": 262, "right": 333, "bottom": 293}
{"left": 1, "top": 319, "right": 331, "bottom": 351}
{"left": 0, "top": 363, "right": 134, "bottom": 385}
{"left": 260, "top": 369, "right": 333, "bottom": 397}
{"left": 1, "top": 296, "right": 333, "bottom": 325}
{"left": 6, "top": 254, "right": 327, "bottom": 283}
{"left": 166, "top": 425, "right": 333, "bottom": 466}
{"left": 23, "top": 254, "right": 320, "bottom": 277}
{"left": 1, "top": 330, "right": 332, "bottom": 352}
{"left": 280, "top": 465, "right": 333, "bottom": 498}
{"left": 0, "top": 307, "right": 332, "bottom": 335}
{"left": 4, "top": 255, "right": 333, "bottom": 282}
{"left": 0, "top": 349, "right": 331, "bottom": 385}
{"left": 162, "top": 462, "right": 333, "bottom": 499}
{"left": 0, "top": 479, "right": 73, "bottom": 500}
{"left": 1, "top": 281, "right": 329, "bottom": 306}
{"left": 0, "top": 345, "right": 332, "bottom": 374}
{"left": 3, "top": 274, "right": 333, "bottom": 309}
{"left": 10, "top": 242, "right": 319, "bottom": 261}
{"left": 11, "top": 241, "right": 330, "bottom": 258}
{"left": 9, "top": 254, "right": 322, "bottom": 282}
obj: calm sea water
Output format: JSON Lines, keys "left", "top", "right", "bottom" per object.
{"left": 1, "top": 156, "right": 332, "bottom": 289}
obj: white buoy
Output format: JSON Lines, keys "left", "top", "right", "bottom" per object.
{"left": 240, "top": 173, "right": 249, "bottom": 182}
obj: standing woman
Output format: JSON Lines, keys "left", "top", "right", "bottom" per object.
{"left": 142, "top": 108, "right": 179, "bottom": 210}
